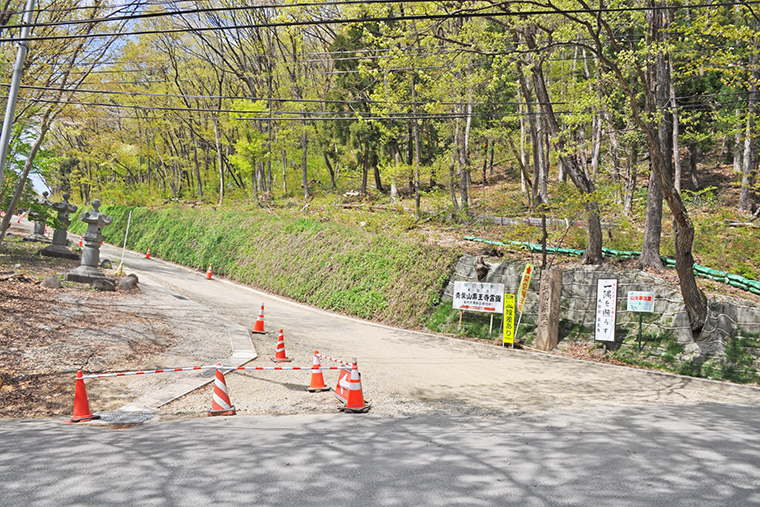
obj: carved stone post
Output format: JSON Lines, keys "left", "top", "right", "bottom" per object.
{"left": 534, "top": 269, "right": 563, "bottom": 352}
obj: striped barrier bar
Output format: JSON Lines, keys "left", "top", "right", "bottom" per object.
{"left": 80, "top": 365, "right": 344, "bottom": 379}
{"left": 81, "top": 365, "right": 209, "bottom": 379}
{"left": 228, "top": 365, "right": 342, "bottom": 372}
{"left": 316, "top": 354, "right": 351, "bottom": 366}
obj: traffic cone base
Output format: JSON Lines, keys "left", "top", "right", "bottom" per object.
{"left": 307, "top": 351, "right": 330, "bottom": 392}
{"left": 67, "top": 371, "right": 100, "bottom": 423}
{"left": 208, "top": 368, "right": 235, "bottom": 416}
{"left": 271, "top": 329, "right": 292, "bottom": 362}
{"left": 251, "top": 304, "right": 265, "bottom": 334}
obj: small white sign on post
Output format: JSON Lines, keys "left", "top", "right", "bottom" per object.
{"left": 453, "top": 281, "right": 505, "bottom": 314}
{"left": 595, "top": 279, "right": 618, "bottom": 342}
{"left": 627, "top": 291, "right": 655, "bottom": 313}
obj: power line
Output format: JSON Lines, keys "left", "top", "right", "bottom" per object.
{"left": 1, "top": 82, "right": 545, "bottom": 107}
{"left": 3, "top": 0, "right": 759, "bottom": 43}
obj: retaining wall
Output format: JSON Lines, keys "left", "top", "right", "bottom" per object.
{"left": 444, "top": 254, "right": 760, "bottom": 358}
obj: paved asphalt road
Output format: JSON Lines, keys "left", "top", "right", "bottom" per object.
{"left": 1, "top": 236, "right": 759, "bottom": 505}
{"left": 1, "top": 405, "right": 759, "bottom": 506}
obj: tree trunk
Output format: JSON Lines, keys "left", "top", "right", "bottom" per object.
{"left": 639, "top": 171, "right": 664, "bottom": 270}
{"left": 523, "top": 26, "right": 603, "bottom": 264}
{"left": 733, "top": 116, "right": 743, "bottom": 174}
{"left": 212, "top": 118, "right": 224, "bottom": 206}
{"left": 740, "top": 94, "right": 757, "bottom": 212}
{"left": 301, "top": 128, "right": 309, "bottom": 201}
{"left": 639, "top": 5, "right": 672, "bottom": 271}
{"left": 481, "top": 139, "right": 489, "bottom": 185}
{"left": 411, "top": 76, "right": 421, "bottom": 219}
{"left": 637, "top": 1, "right": 706, "bottom": 334}
{"left": 689, "top": 145, "right": 701, "bottom": 189}
{"left": 251, "top": 156, "right": 259, "bottom": 204}
{"left": 282, "top": 148, "right": 287, "bottom": 193}
{"left": 361, "top": 147, "right": 368, "bottom": 195}
{"left": 323, "top": 152, "right": 337, "bottom": 190}
{"left": 670, "top": 52, "right": 682, "bottom": 192}
{"left": 518, "top": 87, "right": 528, "bottom": 193}
{"left": 373, "top": 156, "right": 383, "bottom": 193}
{"left": 623, "top": 142, "right": 638, "bottom": 215}
{"left": 0, "top": 122, "right": 49, "bottom": 247}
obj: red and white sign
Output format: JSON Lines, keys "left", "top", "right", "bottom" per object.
{"left": 627, "top": 291, "right": 654, "bottom": 313}
{"left": 453, "top": 281, "right": 505, "bottom": 314}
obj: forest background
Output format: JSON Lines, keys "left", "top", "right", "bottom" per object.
{"left": 1, "top": 0, "right": 760, "bottom": 342}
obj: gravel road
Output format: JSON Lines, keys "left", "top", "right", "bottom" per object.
{"left": 91, "top": 242, "right": 760, "bottom": 421}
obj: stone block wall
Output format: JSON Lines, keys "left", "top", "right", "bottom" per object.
{"left": 444, "top": 254, "right": 760, "bottom": 357}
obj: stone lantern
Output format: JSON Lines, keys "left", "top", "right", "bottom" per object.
{"left": 40, "top": 192, "right": 79, "bottom": 260}
{"left": 23, "top": 191, "right": 51, "bottom": 242}
{"left": 64, "top": 200, "right": 113, "bottom": 283}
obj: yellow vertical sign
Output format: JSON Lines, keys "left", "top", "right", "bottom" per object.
{"left": 503, "top": 293, "right": 516, "bottom": 344}
{"left": 516, "top": 264, "right": 533, "bottom": 313}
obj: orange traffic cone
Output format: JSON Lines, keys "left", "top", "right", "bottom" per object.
{"left": 206, "top": 263, "right": 213, "bottom": 279}
{"left": 208, "top": 366, "right": 235, "bottom": 416}
{"left": 340, "top": 359, "right": 370, "bottom": 413}
{"left": 145, "top": 248, "right": 151, "bottom": 259}
{"left": 67, "top": 371, "right": 100, "bottom": 422}
{"left": 78, "top": 235, "right": 83, "bottom": 247}
{"left": 271, "top": 329, "right": 292, "bottom": 363}
{"left": 251, "top": 304, "right": 265, "bottom": 334}
{"left": 307, "top": 351, "right": 330, "bottom": 392}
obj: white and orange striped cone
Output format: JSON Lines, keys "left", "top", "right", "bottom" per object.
{"left": 307, "top": 351, "right": 330, "bottom": 392}
{"left": 251, "top": 304, "right": 265, "bottom": 334}
{"left": 78, "top": 235, "right": 83, "bottom": 247}
{"left": 67, "top": 371, "right": 100, "bottom": 422}
{"left": 205, "top": 263, "right": 213, "bottom": 279}
{"left": 271, "top": 329, "right": 292, "bottom": 363}
{"left": 208, "top": 366, "right": 235, "bottom": 416}
{"left": 145, "top": 248, "right": 151, "bottom": 259}
{"left": 340, "top": 359, "right": 370, "bottom": 413}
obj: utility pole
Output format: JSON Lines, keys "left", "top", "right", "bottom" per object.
{"left": 0, "top": 0, "right": 36, "bottom": 195}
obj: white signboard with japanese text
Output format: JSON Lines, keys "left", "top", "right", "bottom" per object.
{"left": 595, "top": 279, "right": 618, "bottom": 342}
{"left": 627, "top": 291, "right": 655, "bottom": 313}
{"left": 453, "top": 281, "right": 505, "bottom": 314}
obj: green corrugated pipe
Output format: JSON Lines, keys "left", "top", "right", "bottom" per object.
{"left": 463, "top": 236, "right": 760, "bottom": 296}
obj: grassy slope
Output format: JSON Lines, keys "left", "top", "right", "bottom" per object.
{"left": 74, "top": 206, "right": 459, "bottom": 327}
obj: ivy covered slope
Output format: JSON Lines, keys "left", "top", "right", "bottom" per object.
{"left": 77, "top": 205, "right": 458, "bottom": 326}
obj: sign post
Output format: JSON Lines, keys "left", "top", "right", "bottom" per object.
{"left": 512, "top": 264, "right": 533, "bottom": 347}
{"left": 453, "top": 281, "right": 505, "bottom": 339}
{"left": 503, "top": 293, "right": 515, "bottom": 346}
{"left": 595, "top": 279, "right": 618, "bottom": 351}
{"left": 627, "top": 291, "right": 655, "bottom": 353}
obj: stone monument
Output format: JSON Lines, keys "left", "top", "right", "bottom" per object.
{"left": 534, "top": 269, "right": 563, "bottom": 352}
{"left": 23, "top": 192, "right": 51, "bottom": 242}
{"left": 64, "top": 200, "right": 113, "bottom": 284}
{"left": 40, "top": 193, "right": 79, "bottom": 260}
